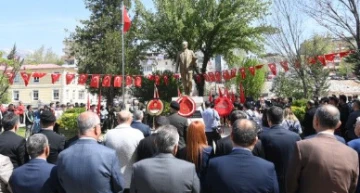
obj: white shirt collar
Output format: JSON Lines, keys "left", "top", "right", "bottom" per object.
{"left": 79, "top": 137, "right": 97, "bottom": 141}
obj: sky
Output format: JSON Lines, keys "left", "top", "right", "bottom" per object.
{"left": 0, "top": 0, "right": 327, "bottom": 57}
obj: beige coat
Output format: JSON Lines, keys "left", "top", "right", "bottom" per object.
{"left": 0, "top": 155, "right": 13, "bottom": 193}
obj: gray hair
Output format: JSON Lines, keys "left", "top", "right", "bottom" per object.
{"left": 155, "top": 125, "right": 179, "bottom": 153}
{"left": 133, "top": 110, "right": 143, "bottom": 121}
{"left": 77, "top": 112, "right": 100, "bottom": 134}
{"left": 27, "top": 134, "right": 48, "bottom": 159}
{"left": 315, "top": 105, "right": 340, "bottom": 129}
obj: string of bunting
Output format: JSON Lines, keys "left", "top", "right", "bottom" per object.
{"left": 3, "top": 50, "right": 353, "bottom": 87}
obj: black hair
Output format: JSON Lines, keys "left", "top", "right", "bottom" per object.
{"left": 266, "top": 106, "right": 283, "bottom": 125}
{"left": 2, "top": 112, "right": 19, "bottom": 131}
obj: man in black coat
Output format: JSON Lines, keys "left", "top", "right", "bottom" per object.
{"left": 38, "top": 110, "right": 65, "bottom": 164}
{"left": 339, "top": 95, "right": 350, "bottom": 137}
{"left": 0, "top": 112, "right": 28, "bottom": 168}
{"left": 345, "top": 100, "right": 360, "bottom": 141}
{"left": 167, "top": 101, "right": 188, "bottom": 149}
{"left": 260, "top": 106, "right": 301, "bottom": 193}
{"left": 302, "top": 100, "right": 317, "bottom": 137}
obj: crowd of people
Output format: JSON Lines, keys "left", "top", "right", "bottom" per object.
{"left": 0, "top": 94, "right": 359, "bottom": 193}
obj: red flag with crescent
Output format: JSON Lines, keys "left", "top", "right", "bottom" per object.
{"left": 208, "top": 72, "right": 215, "bottom": 82}
{"left": 230, "top": 68, "right": 237, "bottom": 78}
{"left": 317, "top": 56, "right": 326, "bottom": 66}
{"left": 268, "top": 63, "right": 277, "bottom": 76}
{"left": 280, "top": 61, "right": 289, "bottom": 72}
{"left": 66, "top": 73, "right": 75, "bottom": 85}
{"left": 114, "top": 76, "right": 123, "bottom": 88}
{"left": 163, "top": 76, "right": 169, "bottom": 85}
{"left": 223, "top": 70, "right": 230, "bottom": 80}
{"left": 215, "top": 71, "right": 221, "bottom": 82}
{"left": 325, "top": 53, "right": 335, "bottom": 62}
{"left": 126, "top": 75, "right": 133, "bottom": 86}
{"left": 239, "top": 68, "right": 246, "bottom": 79}
{"left": 32, "top": 72, "right": 47, "bottom": 78}
{"left": 90, "top": 74, "right": 100, "bottom": 88}
{"left": 102, "top": 75, "right": 112, "bottom": 87}
{"left": 248, "top": 66, "right": 255, "bottom": 76}
{"left": 21, "top": 72, "right": 32, "bottom": 87}
{"left": 154, "top": 75, "right": 160, "bottom": 85}
{"left": 135, "top": 76, "right": 142, "bottom": 87}
{"left": 203, "top": 74, "right": 210, "bottom": 82}
{"left": 5, "top": 72, "right": 15, "bottom": 85}
{"left": 78, "top": 74, "right": 88, "bottom": 85}
{"left": 51, "top": 73, "right": 61, "bottom": 84}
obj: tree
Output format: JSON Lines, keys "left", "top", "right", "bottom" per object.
{"left": 0, "top": 45, "right": 23, "bottom": 101}
{"left": 25, "top": 46, "right": 64, "bottom": 65}
{"left": 271, "top": 72, "right": 304, "bottom": 99}
{"left": 68, "top": 0, "right": 145, "bottom": 104}
{"left": 138, "top": 0, "right": 274, "bottom": 96}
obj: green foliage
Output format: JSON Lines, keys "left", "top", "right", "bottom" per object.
{"left": 291, "top": 99, "right": 308, "bottom": 107}
{"left": 161, "top": 101, "right": 171, "bottom": 116}
{"left": 131, "top": 70, "right": 181, "bottom": 103}
{"left": 271, "top": 72, "right": 304, "bottom": 99}
{"left": 25, "top": 46, "right": 64, "bottom": 65}
{"left": 0, "top": 92, "right": 10, "bottom": 104}
{"left": 57, "top": 108, "right": 86, "bottom": 139}
{"left": 138, "top": 0, "right": 274, "bottom": 95}
{"left": 69, "top": 0, "right": 145, "bottom": 103}
{"left": 346, "top": 51, "right": 360, "bottom": 79}
{"left": 291, "top": 106, "right": 306, "bottom": 121}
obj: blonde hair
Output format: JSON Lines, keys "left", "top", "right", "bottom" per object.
{"left": 284, "top": 107, "right": 298, "bottom": 121}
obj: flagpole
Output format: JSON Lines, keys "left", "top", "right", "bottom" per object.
{"left": 121, "top": 0, "right": 126, "bottom": 104}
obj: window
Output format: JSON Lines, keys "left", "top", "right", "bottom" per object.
{"left": 78, "top": 90, "right": 85, "bottom": 100}
{"left": 33, "top": 90, "right": 39, "bottom": 101}
{"left": 72, "top": 90, "right": 76, "bottom": 100}
{"left": 33, "top": 77, "right": 39, "bottom": 83}
{"left": 13, "top": 90, "right": 19, "bottom": 101}
{"left": 14, "top": 74, "right": 20, "bottom": 83}
{"left": 53, "top": 90, "right": 59, "bottom": 100}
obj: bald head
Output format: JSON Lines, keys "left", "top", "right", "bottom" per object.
{"left": 117, "top": 111, "right": 133, "bottom": 125}
{"left": 231, "top": 119, "right": 258, "bottom": 148}
{"left": 314, "top": 105, "right": 340, "bottom": 131}
{"left": 77, "top": 111, "right": 100, "bottom": 135}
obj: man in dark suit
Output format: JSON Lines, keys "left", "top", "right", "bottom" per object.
{"left": 10, "top": 134, "right": 62, "bottom": 193}
{"left": 287, "top": 105, "right": 359, "bottom": 193}
{"left": 206, "top": 119, "right": 279, "bottom": 193}
{"left": 0, "top": 112, "right": 27, "bottom": 168}
{"left": 57, "top": 111, "right": 124, "bottom": 193}
{"left": 302, "top": 100, "right": 317, "bottom": 137}
{"left": 346, "top": 100, "right": 360, "bottom": 141}
{"left": 216, "top": 110, "right": 264, "bottom": 158}
{"left": 167, "top": 101, "right": 188, "bottom": 149}
{"left": 260, "top": 106, "right": 301, "bottom": 193}
{"left": 38, "top": 110, "right": 65, "bottom": 164}
{"left": 131, "top": 110, "right": 151, "bottom": 137}
{"left": 339, "top": 95, "right": 351, "bottom": 137}
{"left": 130, "top": 125, "right": 200, "bottom": 193}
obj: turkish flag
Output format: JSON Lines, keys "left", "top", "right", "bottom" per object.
{"left": 268, "top": 63, "right": 277, "bottom": 75}
{"left": 21, "top": 72, "right": 32, "bottom": 87}
{"left": 203, "top": 74, "right": 210, "bottom": 82}
{"left": 317, "top": 56, "right": 326, "bottom": 66}
{"left": 239, "top": 68, "right": 246, "bottom": 79}
{"left": 307, "top": 57, "right": 316, "bottom": 64}
{"left": 173, "top": 74, "right": 180, "bottom": 80}
{"left": 215, "top": 71, "right": 221, "bottom": 82}
{"left": 339, "top": 51, "right": 351, "bottom": 58}
{"left": 90, "top": 74, "right": 100, "bottom": 88}
{"left": 248, "top": 66, "right": 255, "bottom": 76}
{"left": 255, "top": 64, "right": 264, "bottom": 69}
{"left": 280, "top": 61, "right": 289, "bottom": 72}
{"left": 154, "top": 75, "right": 160, "bottom": 85}
{"left": 195, "top": 74, "right": 202, "bottom": 83}
{"left": 114, "top": 76, "right": 123, "bottom": 88}
{"left": 32, "top": 72, "right": 47, "bottom": 78}
{"left": 78, "top": 74, "right": 88, "bottom": 85}
{"left": 135, "top": 76, "right": 142, "bottom": 87}
{"left": 102, "top": 75, "right": 112, "bottom": 87}
{"left": 325, "top": 53, "right": 335, "bottom": 62}
{"left": 5, "top": 73, "right": 15, "bottom": 85}
{"left": 66, "top": 73, "right": 75, "bottom": 85}
{"left": 147, "top": 75, "right": 154, "bottom": 81}
{"left": 163, "top": 76, "right": 169, "bottom": 85}
{"left": 223, "top": 70, "right": 230, "bottom": 80}
{"left": 126, "top": 75, "right": 133, "bottom": 86}
{"left": 240, "top": 83, "right": 246, "bottom": 104}
{"left": 208, "top": 72, "right": 215, "bottom": 82}
{"left": 230, "top": 68, "right": 237, "bottom": 78}
{"left": 51, "top": 73, "right": 61, "bottom": 84}
{"left": 123, "top": 6, "right": 131, "bottom": 33}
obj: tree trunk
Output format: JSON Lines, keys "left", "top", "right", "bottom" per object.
{"left": 195, "top": 52, "right": 211, "bottom": 96}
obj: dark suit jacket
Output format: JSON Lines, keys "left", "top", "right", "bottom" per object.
{"left": 216, "top": 135, "right": 265, "bottom": 158}
{"left": 340, "top": 103, "right": 351, "bottom": 133}
{"left": 10, "top": 159, "right": 61, "bottom": 193}
{"left": 287, "top": 134, "right": 359, "bottom": 193}
{"left": 136, "top": 134, "right": 158, "bottom": 162}
{"left": 39, "top": 130, "right": 65, "bottom": 164}
{"left": 57, "top": 139, "right": 124, "bottom": 193}
{"left": 131, "top": 121, "right": 151, "bottom": 137}
{"left": 130, "top": 153, "right": 200, "bottom": 193}
{"left": 348, "top": 138, "right": 360, "bottom": 193}
{"left": 346, "top": 110, "right": 360, "bottom": 140}
{"left": 0, "top": 131, "right": 27, "bottom": 168}
{"left": 302, "top": 107, "right": 316, "bottom": 137}
{"left": 168, "top": 113, "right": 188, "bottom": 149}
{"left": 259, "top": 125, "right": 301, "bottom": 193}
{"left": 206, "top": 148, "right": 279, "bottom": 193}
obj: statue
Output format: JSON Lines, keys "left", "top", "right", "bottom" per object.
{"left": 176, "top": 41, "right": 197, "bottom": 96}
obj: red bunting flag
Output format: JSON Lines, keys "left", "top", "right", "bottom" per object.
{"left": 317, "top": 56, "right": 326, "bottom": 66}
{"left": 268, "top": 63, "right": 277, "bottom": 76}
{"left": 66, "top": 73, "right": 75, "bottom": 85}
{"left": 325, "top": 53, "right": 335, "bottom": 62}
{"left": 32, "top": 72, "right": 47, "bottom": 78}
{"left": 163, "top": 76, "right": 169, "bottom": 85}
{"left": 215, "top": 71, "right": 221, "bottom": 82}
{"left": 90, "top": 74, "right": 100, "bottom": 88}
{"left": 223, "top": 70, "right": 230, "bottom": 80}
{"left": 173, "top": 74, "right": 180, "bottom": 80}
{"left": 135, "top": 76, "right": 142, "bottom": 87}
{"left": 203, "top": 74, "right": 210, "bottom": 82}
{"left": 195, "top": 74, "right": 202, "bottom": 84}
{"left": 255, "top": 64, "right": 264, "bottom": 69}
{"left": 307, "top": 57, "right": 316, "bottom": 64}
{"left": 239, "top": 68, "right": 246, "bottom": 79}
{"left": 280, "top": 61, "right": 289, "bottom": 72}
{"left": 339, "top": 51, "right": 351, "bottom": 58}
{"left": 102, "top": 75, "right": 112, "bottom": 87}
{"left": 78, "top": 74, "right": 88, "bottom": 85}
{"left": 114, "top": 76, "right": 123, "bottom": 88}
{"left": 248, "top": 66, "right": 255, "bottom": 76}
{"left": 51, "top": 73, "right": 61, "bottom": 84}
{"left": 230, "top": 68, "right": 237, "bottom": 78}
{"left": 5, "top": 72, "right": 15, "bottom": 85}
{"left": 20, "top": 72, "right": 32, "bottom": 87}
{"left": 123, "top": 6, "right": 131, "bottom": 33}
{"left": 208, "top": 72, "right": 215, "bottom": 82}
{"left": 240, "top": 83, "right": 246, "bottom": 104}
{"left": 126, "top": 75, "right": 133, "bottom": 86}
{"left": 154, "top": 75, "right": 160, "bottom": 85}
